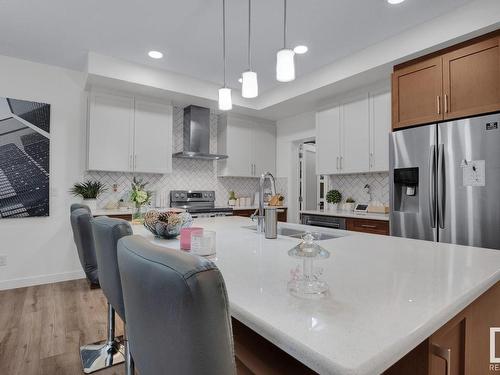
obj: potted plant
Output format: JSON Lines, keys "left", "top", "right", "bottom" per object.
{"left": 343, "top": 197, "right": 356, "bottom": 211}
{"left": 228, "top": 191, "right": 237, "bottom": 206}
{"left": 326, "top": 189, "right": 342, "bottom": 211}
{"left": 130, "top": 177, "right": 152, "bottom": 222}
{"left": 70, "top": 180, "right": 107, "bottom": 211}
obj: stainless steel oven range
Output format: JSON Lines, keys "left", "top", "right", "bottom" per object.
{"left": 170, "top": 190, "right": 233, "bottom": 218}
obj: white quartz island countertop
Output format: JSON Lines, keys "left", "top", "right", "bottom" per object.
{"left": 132, "top": 216, "right": 500, "bottom": 375}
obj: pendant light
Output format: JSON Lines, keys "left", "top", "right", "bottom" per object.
{"left": 241, "top": 0, "right": 258, "bottom": 98}
{"left": 219, "top": 0, "right": 232, "bottom": 110}
{"left": 276, "top": 0, "right": 295, "bottom": 82}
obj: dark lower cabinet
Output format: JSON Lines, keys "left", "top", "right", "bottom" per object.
{"left": 234, "top": 208, "right": 288, "bottom": 222}
{"left": 94, "top": 213, "right": 133, "bottom": 221}
{"left": 385, "top": 281, "right": 500, "bottom": 375}
{"left": 346, "top": 218, "right": 389, "bottom": 235}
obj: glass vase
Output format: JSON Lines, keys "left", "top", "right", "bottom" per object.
{"left": 132, "top": 204, "right": 143, "bottom": 223}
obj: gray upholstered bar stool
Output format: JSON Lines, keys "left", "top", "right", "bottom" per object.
{"left": 117, "top": 235, "right": 236, "bottom": 375}
{"left": 79, "top": 216, "right": 133, "bottom": 374}
{"left": 70, "top": 204, "right": 99, "bottom": 287}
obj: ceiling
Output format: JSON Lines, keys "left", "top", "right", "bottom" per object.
{"left": 0, "top": 0, "right": 474, "bottom": 94}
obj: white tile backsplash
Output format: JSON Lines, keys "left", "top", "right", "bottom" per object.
{"left": 329, "top": 172, "right": 389, "bottom": 205}
{"left": 85, "top": 106, "right": 286, "bottom": 208}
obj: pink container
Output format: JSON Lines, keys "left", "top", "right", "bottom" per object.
{"left": 180, "top": 227, "right": 203, "bottom": 250}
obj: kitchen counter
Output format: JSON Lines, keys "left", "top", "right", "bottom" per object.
{"left": 132, "top": 216, "right": 500, "bottom": 374}
{"left": 300, "top": 209, "right": 390, "bottom": 221}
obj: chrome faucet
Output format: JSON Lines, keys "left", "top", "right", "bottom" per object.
{"left": 251, "top": 172, "right": 277, "bottom": 233}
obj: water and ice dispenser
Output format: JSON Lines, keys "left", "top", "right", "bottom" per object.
{"left": 393, "top": 167, "right": 419, "bottom": 212}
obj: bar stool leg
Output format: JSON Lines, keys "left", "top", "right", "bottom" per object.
{"left": 80, "top": 302, "right": 125, "bottom": 373}
{"left": 124, "top": 327, "right": 135, "bottom": 375}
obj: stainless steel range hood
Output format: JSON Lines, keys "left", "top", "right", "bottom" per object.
{"left": 172, "top": 105, "right": 228, "bottom": 160}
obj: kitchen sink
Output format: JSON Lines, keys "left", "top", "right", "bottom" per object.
{"left": 242, "top": 225, "right": 341, "bottom": 241}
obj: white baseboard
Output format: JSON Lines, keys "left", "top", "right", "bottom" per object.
{"left": 0, "top": 270, "right": 86, "bottom": 291}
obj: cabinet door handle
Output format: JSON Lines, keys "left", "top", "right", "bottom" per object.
{"left": 336, "top": 157, "right": 340, "bottom": 170}
{"left": 361, "top": 224, "right": 377, "bottom": 229}
{"left": 134, "top": 154, "right": 137, "bottom": 170}
{"left": 444, "top": 94, "right": 449, "bottom": 113}
{"left": 437, "top": 96, "right": 441, "bottom": 115}
{"left": 431, "top": 343, "right": 451, "bottom": 375}
{"left": 129, "top": 155, "right": 133, "bottom": 170}
{"left": 340, "top": 156, "right": 343, "bottom": 170}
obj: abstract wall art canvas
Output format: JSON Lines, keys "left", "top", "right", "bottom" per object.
{"left": 0, "top": 97, "right": 50, "bottom": 218}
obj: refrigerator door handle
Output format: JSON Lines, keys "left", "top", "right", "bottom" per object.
{"left": 437, "top": 144, "right": 445, "bottom": 229}
{"left": 429, "top": 145, "right": 437, "bottom": 228}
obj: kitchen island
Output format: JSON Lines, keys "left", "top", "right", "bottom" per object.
{"left": 132, "top": 216, "right": 500, "bottom": 375}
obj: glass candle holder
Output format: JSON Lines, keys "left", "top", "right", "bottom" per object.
{"left": 191, "top": 230, "right": 216, "bottom": 257}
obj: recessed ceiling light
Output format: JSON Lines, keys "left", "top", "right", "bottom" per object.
{"left": 387, "top": 0, "right": 405, "bottom": 4}
{"left": 238, "top": 77, "right": 243, "bottom": 83}
{"left": 148, "top": 50, "right": 163, "bottom": 59}
{"left": 293, "top": 45, "right": 308, "bottom": 54}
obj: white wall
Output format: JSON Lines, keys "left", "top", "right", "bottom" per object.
{"left": 276, "top": 112, "right": 316, "bottom": 223}
{"left": 0, "top": 55, "right": 87, "bottom": 290}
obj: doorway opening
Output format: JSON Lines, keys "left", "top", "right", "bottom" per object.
{"left": 298, "top": 141, "right": 326, "bottom": 217}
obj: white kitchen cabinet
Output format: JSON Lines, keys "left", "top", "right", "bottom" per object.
{"left": 87, "top": 92, "right": 172, "bottom": 174}
{"left": 316, "top": 89, "right": 390, "bottom": 175}
{"left": 369, "top": 91, "right": 391, "bottom": 172}
{"left": 218, "top": 115, "right": 276, "bottom": 177}
{"left": 341, "top": 95, "right": 370, "bottom": 174}
{"left": 253, "top": 124, "right": 276, "bottom": 176}
{"left": 134, "top": 100, "right": 172, "bottom": 174}
{"left": 88, "top": 92, "right": 135, "bottom": 172}
{"left": 316, "top": 106, "right": 341, "bottom": 175}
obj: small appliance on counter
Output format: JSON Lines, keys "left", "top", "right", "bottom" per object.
{"left": 170, "top": 190, "right": 233, "bottom": 218}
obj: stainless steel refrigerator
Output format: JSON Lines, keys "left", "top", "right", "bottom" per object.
{"left": 390, "top": 113, "right": 500, "bottom": 250}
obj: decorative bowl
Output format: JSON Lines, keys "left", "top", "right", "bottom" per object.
{"left": 143, "top": 210, "right": 193, "bottom": 239}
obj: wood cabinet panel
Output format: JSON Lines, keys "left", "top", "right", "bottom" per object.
{"left": 443, "top": 37, "right": 500, "bottom": 120}
{"left": 234, "top": 208, "right": 287, "bottom": 222}
{"left": 93, "top": 213, "right": 132, "bottom": 221}
{"left": 464, "top": 279, "right": 500, "bottom": 374}
{"left": 346, "top": 218, "right": 389, "bottom": 235}
{"left": 392, "top": 57, "right": 443, "bottom": 130}
{"left": 429, "top": 316, "right": 466, "bottom": 375}
{"left": 393, "top": 31, "right": 500, "bottom": 130}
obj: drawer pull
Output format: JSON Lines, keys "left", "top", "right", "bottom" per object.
{"left": 360, "top": 224, "right": 377, "bottom": 229}
{"left": 431, "top": 343, "right": 451, "bottom": 375}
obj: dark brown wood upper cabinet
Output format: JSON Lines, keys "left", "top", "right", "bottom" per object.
{"left": 392, "top": 57, "right": 444, "bottom": 130}
{"left": 392, "top": 31, "right": 500, "bottom": 130}
{"left": 443, "top": 36, "right": 500, "bottom": 120}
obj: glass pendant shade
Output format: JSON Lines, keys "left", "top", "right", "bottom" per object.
{"left": 241, "top": 70, "right": 258, "bottom": 98}
{"left": 218, "top": 87, "right": 232, "bottom": 111}
{"left": 276, "top": 48, "right": 295, "bottom": 82}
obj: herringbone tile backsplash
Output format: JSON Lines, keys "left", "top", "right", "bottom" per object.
{"left": 85, "top": 106, "right": 286, "bottom": 209}
{"left": 329, "top": 173, "right": 389, "bottom": 204}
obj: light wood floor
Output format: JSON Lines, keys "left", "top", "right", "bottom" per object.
{"left": 0, "top": 279, "right": 307, "bottom": 375}
{"left": 0, "top": 279, "right": 125, "bottom": 375}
